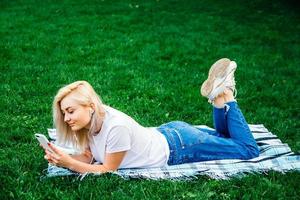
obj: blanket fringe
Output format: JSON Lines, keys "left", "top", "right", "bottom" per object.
{"left": 42, "top": 165, "right": 300, "bottom": 181}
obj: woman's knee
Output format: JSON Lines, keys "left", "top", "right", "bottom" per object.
{"left": 245, "top": 145, "right": 260, "bottom": 159}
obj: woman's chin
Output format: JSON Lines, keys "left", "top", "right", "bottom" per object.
{"left": 70, "top": 126, "right": 80, "bottom": 131}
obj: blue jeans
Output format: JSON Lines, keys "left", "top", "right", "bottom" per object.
{"left": 157, "top": 101, "right": 259, "bottom": 165}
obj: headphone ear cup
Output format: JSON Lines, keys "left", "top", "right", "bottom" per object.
{"left": 90, "top": 109, "right": 95, "bottom": 116}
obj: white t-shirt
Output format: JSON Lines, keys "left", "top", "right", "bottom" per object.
{"left": 89, "top": 105, "right": 170, "bottom": 169}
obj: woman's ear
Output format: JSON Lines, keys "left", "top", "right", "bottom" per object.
{"left": 90, "top": 103, "right": 95, "bottom": 110}
{"left": 89, "top": 103, "right": 95, "bottom": 115}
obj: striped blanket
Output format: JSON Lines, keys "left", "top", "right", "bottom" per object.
{"left": 44, "top": 124, "right": 300, "bottom": 180}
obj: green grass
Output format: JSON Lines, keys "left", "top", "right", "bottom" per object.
{"left": 1, "top": 0, "right": 300, "bottom": 199}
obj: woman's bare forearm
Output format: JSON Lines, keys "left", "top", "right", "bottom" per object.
{"left": 69, "top": 160, "right": 109, "bottom": 174}
{"left": 69, "top": 151, "right": 126, "bottom": 174}
{"left": 70, "top": 150, "right": 93, "bottom": 163}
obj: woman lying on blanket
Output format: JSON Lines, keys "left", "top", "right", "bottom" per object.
{"left": 42, "top": 58, "right": 259, "bottom": 174}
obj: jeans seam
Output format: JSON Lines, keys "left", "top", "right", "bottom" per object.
{"left": 159, "top": 127, "right": 177, "bottom": 165}
{"left": 173, "top": 129, "right": 185, "bottom": 149}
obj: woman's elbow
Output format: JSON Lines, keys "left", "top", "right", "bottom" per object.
{"left": 101, "top": 164, "right": 119, "bottom": 173}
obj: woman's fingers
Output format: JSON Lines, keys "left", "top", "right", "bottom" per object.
{"left": 44, "top": 154, "right": 54, "bottom": 164}
{"left": 47, "top": 143, "right": 62, "bottom": 155}
{"left": 44, "top": 149, "right": 59, "bottom": 163}
{"left": 51, "top": 153, "right": 61, "bottom": 161}
{"left": 43, "top": 144, "right": 70, "bottom": 167}
{"left": 45, "top": 149, "right": 51, "bottom": 154}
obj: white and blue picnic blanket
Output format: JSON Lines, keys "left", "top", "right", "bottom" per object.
{"left": 44, "top": 124, "right": 300, "bottom": 180}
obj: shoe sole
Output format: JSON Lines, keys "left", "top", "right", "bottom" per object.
{"left": 201, "top": 58, "right": 236, "bottom": 98}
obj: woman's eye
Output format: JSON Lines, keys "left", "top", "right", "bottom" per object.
{"left": 69, "top": 110, "right": 74, "bottom": 114}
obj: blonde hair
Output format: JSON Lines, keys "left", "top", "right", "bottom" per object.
{"left": 53, "top": 81, "right": 105, "bottom": 151}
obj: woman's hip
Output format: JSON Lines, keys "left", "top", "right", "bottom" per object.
{"left": 156, "top": 121, "right": 253, "bottom": 165}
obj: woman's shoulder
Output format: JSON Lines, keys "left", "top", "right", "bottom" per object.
{"left": 102, "top": 104, "right": 132, "bottom": 119}
{"left": 102, "top": 104, "right": 132, "bottom": 129}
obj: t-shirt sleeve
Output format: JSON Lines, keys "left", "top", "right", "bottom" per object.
{"left": 106, "top": 126, "right": 131, "bottom": 153}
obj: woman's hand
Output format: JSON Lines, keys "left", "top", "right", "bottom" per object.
{"left": 44, "top": 143, "right": 74, "bottom": 169}
{"left": 42, "top": 143, "right": 127, "bottom": 174}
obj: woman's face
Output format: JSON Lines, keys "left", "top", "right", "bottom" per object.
{"left": 60, "top": 95, "right": 92, "bottom": 131}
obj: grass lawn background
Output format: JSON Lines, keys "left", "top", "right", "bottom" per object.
{"left": 1, "top": 0, "right": 299, "bottom": 199}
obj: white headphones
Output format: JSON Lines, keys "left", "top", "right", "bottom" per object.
{"left": 89, "top": 108, "right": 95, "bottom": 117}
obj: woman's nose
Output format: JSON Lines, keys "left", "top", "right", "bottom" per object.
{"left": 64, "top": 114, "right": 70, "bottom": 122}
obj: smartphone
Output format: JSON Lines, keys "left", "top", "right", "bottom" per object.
{"left": 35, "top": 133, "right": 54, "bottom": 153}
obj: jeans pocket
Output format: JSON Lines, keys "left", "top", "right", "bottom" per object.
{"left": 173, "top": 126, "right": 204, "bottom": 149}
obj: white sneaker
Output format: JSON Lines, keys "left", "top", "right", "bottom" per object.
{"left": 200, "top": 58, "right": 237, "bottom": 103}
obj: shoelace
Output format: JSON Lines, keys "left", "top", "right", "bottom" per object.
{"left": 208, "top": 78, "right": 237, "bottom": 104}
